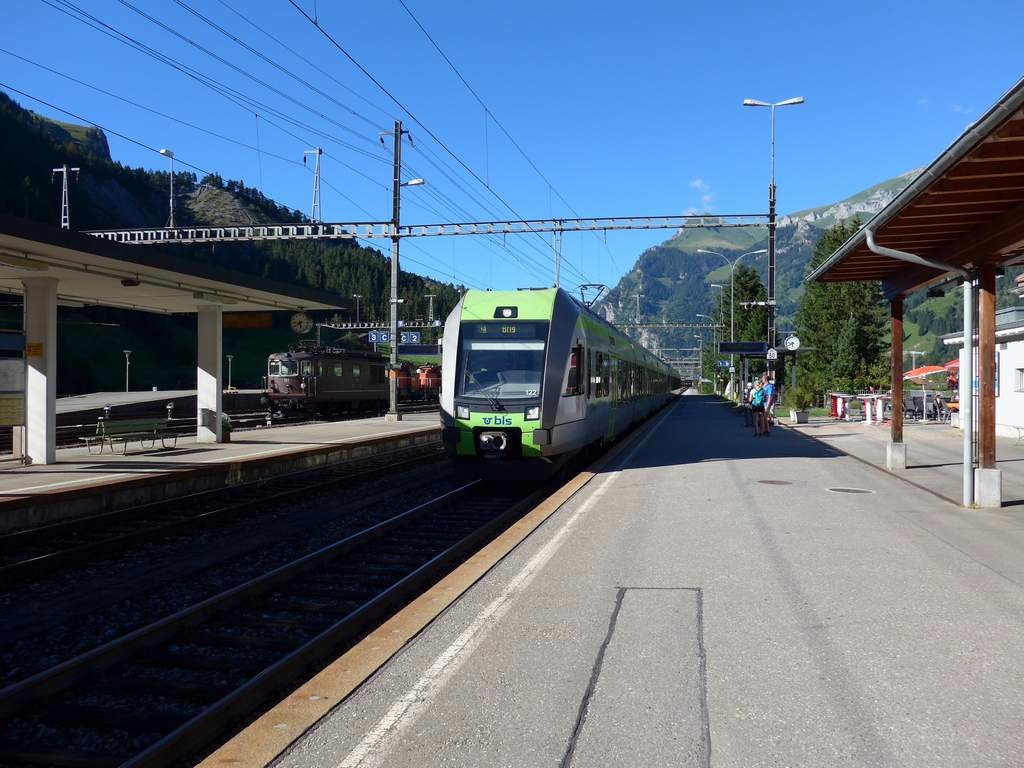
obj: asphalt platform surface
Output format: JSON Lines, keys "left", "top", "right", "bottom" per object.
{"left": 275, "top": 395, "right": 1024, "bottom": 768}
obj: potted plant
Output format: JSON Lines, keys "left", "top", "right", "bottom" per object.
{"left": 789, "top": 386, "right": 813, "bottom": 424}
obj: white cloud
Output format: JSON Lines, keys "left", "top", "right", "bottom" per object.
{"left": 916, "top": 97, "right": 929, "bottom": 107}
{"left": 685, "top": 206, "right": 700, "bottom": 216}
{"left": 689, "top": 178, "right": 709, "bottom": 191}
{"left": 952, "top": 103, "right": 964, "bottom": 113}
{"left": 701, "top": 193, "right": 715, "bottom": 206}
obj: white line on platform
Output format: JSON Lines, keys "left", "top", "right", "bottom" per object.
{"left": 2, "top": 472, "right": 134, "bottom": 495}
{"left": 197, "top": 430, "right": 417, "bottom": 464}
{"left": 334, "top": 404, "right": 674, "bottom": 768}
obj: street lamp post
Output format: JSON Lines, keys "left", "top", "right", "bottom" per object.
{"left": 159, "top": 148, "right": 175, "bottom": 228}
{"left": 123, "top": 349, "right": 131, "bottom": 392}
{"left": 384, "top": 119, "right": 424, "bottom": 422}
{"left": 226, "top": 354, "right": 234, "bottom": 390}
{"left": 697, "top": 248, "right": 768, "bottom": 395}
{"left": 352, "top": 294, "right": 362, "bottom": 323}
{"left": 743, "top": 96, "right": 804, "bottom": 363}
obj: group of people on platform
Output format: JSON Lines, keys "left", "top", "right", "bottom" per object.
{"left": 743, "top": 375, "right": 777, "bottom": 437}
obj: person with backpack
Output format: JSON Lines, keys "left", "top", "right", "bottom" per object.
{"left": 750, "top": 379, "right": 767, "bottom": 436}
{"left": 763, "top": 376, "right": 776, "bottom": 436}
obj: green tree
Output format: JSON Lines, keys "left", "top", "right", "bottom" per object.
{"left": 795, "top": 218, "right": 887, "bottom": 394}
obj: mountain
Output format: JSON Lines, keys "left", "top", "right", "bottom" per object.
{"left": 597, "top": 172, "right": 921, "bottom": 350}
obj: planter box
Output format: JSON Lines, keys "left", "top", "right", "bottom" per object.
{"left": 789, "top": 409, "right": 809, "bottom": 424}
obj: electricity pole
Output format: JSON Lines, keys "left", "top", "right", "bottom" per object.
{"left": 304, "top": 147, "right": 323, "bottom": 222}
{"left": 424, "top": 294, "right": 437, "bottom": 324}
{"left": 52, "top": 165, "right": 80, "bottom": 230}
{"left": 159, "top": 149, "right": 175, "bottom": 227}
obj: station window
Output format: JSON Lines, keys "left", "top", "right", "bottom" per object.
{"left": 564, "top": 346, "right": 583, "bottom": 396}
{"left": 1015, "top": 368, "right": 1024, "bottom": 392}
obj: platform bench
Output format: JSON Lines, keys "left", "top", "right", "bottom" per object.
{"left": 79, "top": 418, "right": 178, "bottom": 454}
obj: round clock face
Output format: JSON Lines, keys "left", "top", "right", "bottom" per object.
{"left": 290, "top": 312, "right": 313, "bottom": 334}
{"left": 784, "top": 335, "right": 801, "bottom": 351}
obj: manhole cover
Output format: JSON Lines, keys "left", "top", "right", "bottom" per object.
{"left": 758, "top": 480, "right": 792, "bottom": 486}
{"left": 827, "top": 487, "right": 875, "bottom": 494}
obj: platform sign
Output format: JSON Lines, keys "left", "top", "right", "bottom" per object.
{"left": 716, "top": 360, "right": 730, "bottom": 368}
{"left": 766, "top": 347, "right": 778, "bottom": 361}
{"left": 368, "top": 330, "right": 422, "bottom": 344}
{"left": 719, "top": 341, "right": 767, "bottom": 355}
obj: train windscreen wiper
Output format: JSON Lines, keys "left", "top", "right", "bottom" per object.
{"left": 465, "top": 370, "right": 504, "bottom": 411}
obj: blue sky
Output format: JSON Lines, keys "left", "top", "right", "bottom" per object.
{"left": 4, "top": 0, "right": 1023, "bottom": 293}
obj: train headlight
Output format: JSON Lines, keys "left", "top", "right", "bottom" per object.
{"left": 456, "top": 405, "right": 470, "bottom": 419}
{"left": 525, "top": 406, "right": 540, "bottom": 421}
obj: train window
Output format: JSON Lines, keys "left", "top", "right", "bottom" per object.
{"left": 301, "top": 360, "right": 312, "bottom": 376}
{"left": 351, "top": 364, "right": 361, "bottom": 379}
{"left": 333, "top": 364, "right": 345, "bottom": 377}
{"left": 564, "top": 346, "right": 582, "bottom": 396}
{"left": 371, "top": 365, "right": 386, "bottom": 384}
{"left": 270, "top": 360, "right": 298, "bottom": 376}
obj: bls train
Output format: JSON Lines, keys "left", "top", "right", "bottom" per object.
{"left": 440, "top": 288, "right": 679, "bottom": 473}
{"left": 263, "top": 343, "right": 440, "bottom": 419}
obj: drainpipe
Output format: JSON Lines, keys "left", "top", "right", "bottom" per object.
{"left": 866, "top": 230, "right": 973, "bottom": 506}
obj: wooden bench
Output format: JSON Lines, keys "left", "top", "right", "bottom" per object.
{"left": 79, "top": 418, "right": 178, "bottom": 454}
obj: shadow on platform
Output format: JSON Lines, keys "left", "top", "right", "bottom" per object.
{"left": 620, "top": 396, "right": 846, "bottom": 470}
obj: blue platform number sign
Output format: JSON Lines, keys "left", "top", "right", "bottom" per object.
{"left": 369, "top": 330, "right": 421, "bottom": 344}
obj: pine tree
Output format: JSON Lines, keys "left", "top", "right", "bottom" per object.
{"left": 796, "top": 218, "right": 887, "bottom": 393}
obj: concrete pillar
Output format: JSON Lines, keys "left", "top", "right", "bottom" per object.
{"left": 197, "top": 305, "right": 223, "bottom": 443}
{"left": 23, "top": 277, "right": 58, "bottom": 464}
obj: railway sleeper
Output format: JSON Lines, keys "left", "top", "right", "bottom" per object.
{"left": 136, "top": 648, "right": 274, "bottom": 674}
{"left": 0, "top": 743, "right": 126, "bottom": 768}
{"left": 34, "top": 700, "right": 186, "bottom": 734}
{"left": 184, "top": 629, "right": 302, "bottom": 652}
{"left": 96, "top": 673, "right": 237, "bottom": 702}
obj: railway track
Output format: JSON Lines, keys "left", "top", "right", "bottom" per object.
{"left": 0, "top": 443, "right": 443, "bottom": 583}
{"left": 0, "top": 481, "right": 542, "bottom": 768}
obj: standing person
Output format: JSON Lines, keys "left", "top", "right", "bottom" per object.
{"left": 763, "top": 376, "right": 776, "bottom": 436}
{"left": 750, "top": 378, "right": 766, "bottom": 436}
{"left": 743, "top": 380, "right": 753, "bottom": 427}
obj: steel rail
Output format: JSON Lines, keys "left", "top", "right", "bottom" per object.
{"left": 0, "top": 442, "right": 442, "bottom": 582}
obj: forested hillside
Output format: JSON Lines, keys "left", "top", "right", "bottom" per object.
{"left": 0, "top": 93, "right": 464, "bottom": 392}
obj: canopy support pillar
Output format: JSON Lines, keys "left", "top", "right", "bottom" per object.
{"left": 23, "top": 277, "right": 58, "bottom": 465}
{"left": 976, "top": 264, "right": 1001, "bottom": 506}
{"left": 197, "top": 305, "right": 223, "bottom": 443}
{"left": 887, "top": 295, "right": 906, "bottom": 470}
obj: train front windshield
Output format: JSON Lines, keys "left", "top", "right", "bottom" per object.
{"left": 269, "top": 360, "right": 299, "bottom": 376}
{"left": 458, "top": 321, "right": 548, "bottom": 400}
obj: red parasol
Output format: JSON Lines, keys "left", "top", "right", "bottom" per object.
{"left": 943, "top": 359, "right": 960, "bottom": 371}
{"left": 903, "top": 365, "right": 946, "bottom": 380}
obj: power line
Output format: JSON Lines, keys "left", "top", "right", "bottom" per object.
{"left": 212, "top": 0, "right": 394, "bottom": 126}
{"left": 40, "top": 0, "right": 391, "bottom": 168}
{"left": 287, "top": 1, "right": 589, "bottom": 285}
{"left": 172, "top": 0, "right": 388, "bottom": 135}
{"left": 394, "top": 0, "right": 619, "bottom": 275}
{"left": 115, "top": 0, "right": 382, "bottom": 149}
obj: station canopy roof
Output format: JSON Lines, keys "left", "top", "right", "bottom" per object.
{"left": 0, "top": 214, "right": 345, "bottom": 314}
{"left": 809, "top": 77, "right": 1024, "bottom": 299}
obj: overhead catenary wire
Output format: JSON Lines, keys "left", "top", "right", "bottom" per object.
{"left": 115, "top": 0, "right": 383, "bottom": 150}
{"left": 172, "top": 0, "right": 388, "bottom": 135}
{"left": 40, "top": 0, "right": 392, "bottom": 169}
{"left": 286, "top": 0, "right": 591, "bottom": 285}
{"left": 394, "top": 0, "right": 620, "bottom": 275}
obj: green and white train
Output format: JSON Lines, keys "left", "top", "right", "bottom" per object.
{"left": 440, "top": 287, "right": 679, "bottom": 472}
